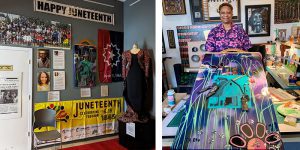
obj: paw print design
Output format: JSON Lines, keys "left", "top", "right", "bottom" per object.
{"left": 229, "top": 122, "right": 282, "bottom": 149}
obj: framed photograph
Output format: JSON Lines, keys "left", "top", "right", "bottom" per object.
{"left": 163, "top": 0, "right": 186, "bottom": 15}
{"left": 245, "top": 5, "right": 271, "bottom": 37}
{"left": 37, "top": 49, "right": 51, "bottom": 68}
{"left": 202, "top": 0, "right": 241, "bottom": 22}
{"left": 167, "top": 30, "right": 176, "bottom": 49}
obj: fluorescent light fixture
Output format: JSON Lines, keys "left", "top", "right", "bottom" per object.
{"left": 118, "top": 0, "right": 126, "bottom": 2}
{"left": 83, "top": 0, "right": 114, "bottom": 8}
{"left": 129, "top": 0, "right": 141, "bottom": 6}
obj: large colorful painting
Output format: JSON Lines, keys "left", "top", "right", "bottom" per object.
{"left": 172, "top": 52, "right": 283, "bottom": 149}
{"left": 74, "top": 44, "right": 97, "bottom": 87}
{"left": 0, "top": 12, "right": 71, "bottom": 49}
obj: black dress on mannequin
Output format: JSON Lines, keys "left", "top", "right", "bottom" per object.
{"left": 126, "top": 53, "right": 146, "bottom": 116}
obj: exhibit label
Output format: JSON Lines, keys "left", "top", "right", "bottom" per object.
{"left": 34, "top": 0, "right": 114, "bottom": 25}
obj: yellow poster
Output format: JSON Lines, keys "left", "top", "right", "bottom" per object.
{"left": 34, "top": 97, "right": 123, "bottom": 142}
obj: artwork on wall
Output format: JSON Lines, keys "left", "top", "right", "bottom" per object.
{"left": 167, "top": 30, "right": 176, "bottom": 49}
{"left": 74, "top": 44, "right": 97, "bottom": 87}
{"left": 162, "top": 0, "right": 186, "bottom": 15}
{"left": 98, "top": 30, "right": 124, "bottom": 83}
{"left": 278, "top": 29, "right": 287, "bottom": 41}
{"left": 0, "top": 12, "right": 71, "bottom": 49}
{"left": 245, "top": 5, "right": 271, "bottom": 37}
{"left": 275, "top": 0, "right": 300, "bottom": 24}
{"left": 37, "top": 49, "right": 50, "bottom": 68}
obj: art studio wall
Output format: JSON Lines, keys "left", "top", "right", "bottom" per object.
{"left": 0, "top": 0, "right": 124, "bottom": 102}
{"left": 163, "top": 0, "right": 300, "bottom": 88}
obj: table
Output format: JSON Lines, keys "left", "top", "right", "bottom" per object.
{"left": 266, "top": 66, "right": 300, "bottom": 90}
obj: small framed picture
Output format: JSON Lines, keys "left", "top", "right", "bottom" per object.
{"left": 37, "top": 49, "right": 51, "bottom": 68}
{"left": 37, "top": 71, "right": 50, "bottom": 91}
{"left": 167, "top": 30, "right": 176, "bottom": 49}
{"left": 245, "top": 4, "right": 271, "bottom": 37}
{"left": 162, "top": 0, "right": 186, "bottom": 15}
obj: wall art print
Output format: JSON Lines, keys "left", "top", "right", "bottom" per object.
{"left": 0, "top": 12, "right": 71, "bottom": 49}
{"left": 163, "top": 0, "right": 186, "bottom": 15}
{"left": 245, "top": 5, "right": 271, "bottom": 37}
{"left": 275, "top": 0, "right": 300, "bottom": 24}
{"left": 74, "top": 44, "right": 97, "bottom": 87}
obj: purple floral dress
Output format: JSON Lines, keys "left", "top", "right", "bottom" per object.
{"left": 205, "top": 23, "right": 252, "bottom": 52}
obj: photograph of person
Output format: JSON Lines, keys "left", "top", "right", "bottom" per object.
{"left": 37, "top": 71, "right": 50, "bottom": 91}
{"left": 37, "top": 49, "right": 50, "bottom": 68}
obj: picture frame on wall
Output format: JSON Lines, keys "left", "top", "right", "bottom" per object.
{"left": 203, "top": 0, "right": 241, "bottom": 22}
{"left": 162, "top": 32, "right": 166, "bottom": 54}
{"left": 167, "top": 30, "right": 176, "bottom": 49}
{"left": 162, "top": 0, "right": 186, "bottom": 15}
{"left": 245, "top": 4, "right": 271, "bottom": 37}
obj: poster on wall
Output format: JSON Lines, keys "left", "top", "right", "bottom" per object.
{"left": 74, "top": 45, "right": 97, "bottom": 87}
{"left": 34, "top": 97, "right": 123, "bottom": 144}
{"left": 98, "top": 30, "right": 123, "bottom": 83}
{"left": 0, "top": 73, "right": 22, "bottom": 119}
{"left": 0, "top": 12, "right": 71, "bottom": 49}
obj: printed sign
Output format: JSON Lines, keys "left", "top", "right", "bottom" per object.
{"left": 34, "top": 0, "right": 114, "bottom": 25}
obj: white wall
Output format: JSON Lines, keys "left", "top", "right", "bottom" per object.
{"left": 163, "top": 0, "right": 300, "bottom": 88}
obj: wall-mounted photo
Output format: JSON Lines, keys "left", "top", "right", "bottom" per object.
{"left": 245, "top": 4, "right": 271, "bottom": 37}
{"left": 37, "top": 71, "right": 50, "bottom": 92}
{"left": 0, "top": 12, "right": 71, "bottom": 49}
{"left": 37, "top": 49, "right": 50, "bottom": 68}
{"left": 162, "top": 0, "right": 186, "bottom": 15}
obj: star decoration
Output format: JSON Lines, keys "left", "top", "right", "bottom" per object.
{"left": 103, "top": 43, "right": 121, "bottom": 67}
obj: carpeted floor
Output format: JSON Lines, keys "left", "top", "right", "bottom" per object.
{"left": 62, "top": 138, "right": 127, "bottom": 150}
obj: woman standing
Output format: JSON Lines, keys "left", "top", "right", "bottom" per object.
{"left": 205, "top": 3, "right": 251, "bottom": 52}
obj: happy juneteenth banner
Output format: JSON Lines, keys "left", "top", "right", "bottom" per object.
{"left": 34, "top": 97, "right": 123, "bottom": 143}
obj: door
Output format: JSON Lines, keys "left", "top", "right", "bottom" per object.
{"left": 0, "top": 46, "right": 32, "bottom": 150}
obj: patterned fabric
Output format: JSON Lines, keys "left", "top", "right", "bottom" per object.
{"left": 117, "top": 105, "right": 148, "bottom": 123}
{"left": 122, "top": 50, "right": 151, "bottom": 79}
{"left": 205, "top": 23, "right": 252, "bottom": 52}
